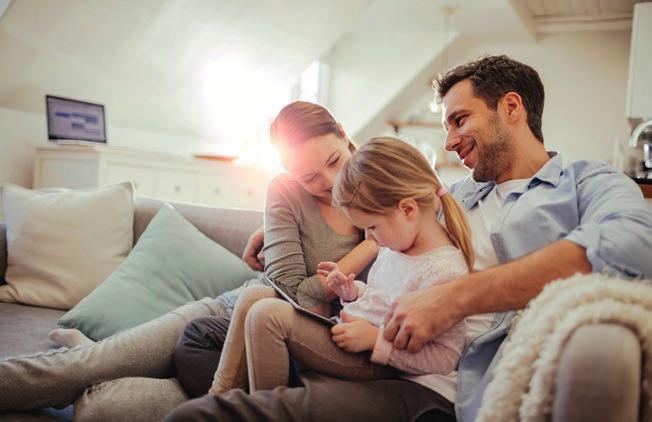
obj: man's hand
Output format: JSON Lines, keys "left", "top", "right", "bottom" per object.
{"left": 317, "top": 262, "right": 358, "bottom": 302}
{"left": 242, "top": 225, "right": 265, "bottom": 271}
{"left": 331, "top": 312, "right": 378, "bottom": 353}
{"left": 383, "top": 280, "right": 465, "bottom": 353}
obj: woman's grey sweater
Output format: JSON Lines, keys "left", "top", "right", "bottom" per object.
{"left": 262, "top": 173, "right": 367, "bottom": 308}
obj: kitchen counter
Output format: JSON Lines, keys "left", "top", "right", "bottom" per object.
{"left": 630, "top": 176, "right": 652, "bottom": 185}
{"left": 629, "top": 175, "right": 652, "bottom": 199}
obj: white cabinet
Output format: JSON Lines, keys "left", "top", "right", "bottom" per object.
{"left": 34, "top": 145, "right": 273, "bottom": 210}
{"left": 105, "top": 164, "right": 156, "bottom": 197}
{"left": 626, "top": 2, "right": 652, "bottom": 120}
{"left": 156, "top": 169, "right": 197, "bottom": 203}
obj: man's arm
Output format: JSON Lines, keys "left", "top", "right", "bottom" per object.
{"left": 385, "top": 165, "right": 652, "bottom": 353}
{"left": 383, "top": 239, "right": 591, "bottom": 353}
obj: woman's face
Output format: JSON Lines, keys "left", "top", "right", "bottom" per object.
{"left": 279, "top": 134, "right": 352, "bottom": 203}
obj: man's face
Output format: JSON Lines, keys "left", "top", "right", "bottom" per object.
{"left": 441, "top": 79, "right": 513, "bottom": 183}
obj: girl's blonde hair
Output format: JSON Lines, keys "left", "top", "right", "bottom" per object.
{"left": 332, "top": 137, "right": 474, "bottom": 270}
{"left": 270, "top": 101, "right": 356, "bottom": 152}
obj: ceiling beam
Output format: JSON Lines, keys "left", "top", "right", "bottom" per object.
{"left": 537, "top": 13, "right": 633, "bottom": 33}
{"left": 508, "top": 0, "right": 539, "bottom": 42}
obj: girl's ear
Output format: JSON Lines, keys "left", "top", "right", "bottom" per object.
{"left": 397, "top": 198, "right": 418, "bottom": 218}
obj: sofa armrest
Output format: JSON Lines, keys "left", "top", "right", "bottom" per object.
{"left": 0, "top": 222, "right": 6, "bottom": 285}
{"left": 552, "top": 323, "right": 640, "bottom": 422}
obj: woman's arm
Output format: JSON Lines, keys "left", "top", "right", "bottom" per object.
{"left": 263, "top": 176, "right": 378, "bottom": 311}
{"left": 242, "top": 225, "right": 265, "bottom": 271}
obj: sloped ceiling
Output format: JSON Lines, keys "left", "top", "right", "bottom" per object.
{"left": 0, "top": 0, "right": 371, "bottom": 140}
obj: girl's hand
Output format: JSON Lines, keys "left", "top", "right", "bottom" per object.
{"left": 331, "top": 312, "right": 378, "bottom": 353}
{"left": 317, "top": 262, "right": 357, "bottom": 302}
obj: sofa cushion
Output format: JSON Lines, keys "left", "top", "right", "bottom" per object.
{"left": 133, "top": 197, "right": 263, "bottom": 258}
{"left": 0, "top": 302, "right": 65, "bottom": 360}
{"left": 58, "top": 203, "right": 258, "bottom": 340}
{"left": 0, "top": 183, "right": 134, "bottom": 310}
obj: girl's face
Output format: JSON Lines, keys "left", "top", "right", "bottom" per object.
{"left": 346, "top": 206, "right": 419, "bottom": 253}
{"left": 279, "top": 134, "right": 352, "bottom": 203}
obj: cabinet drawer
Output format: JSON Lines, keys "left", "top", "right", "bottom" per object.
{"left": 156, "top": 170, "right": 196, "bottom": 203}
{"left": 105, "top": 164, "right": 156, "bottom": 197}
{"left": 196, "top": 174, "right": 232, "bottom": 207}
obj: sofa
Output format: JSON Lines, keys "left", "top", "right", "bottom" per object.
{"left": 0, "top": 197, "right": 642, "bottom": 421}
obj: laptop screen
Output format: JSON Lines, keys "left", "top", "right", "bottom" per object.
{"left": 46, "top": 95, "right": 106, "bottom": 143}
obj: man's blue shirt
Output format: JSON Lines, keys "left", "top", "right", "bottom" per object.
{"left": 449, "top": 152, "right": 652, "bottom": 421}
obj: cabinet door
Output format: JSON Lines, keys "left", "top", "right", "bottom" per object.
{"left": 105, "top": 163, "right": 156, "bottom": 197}
{"left": 627, "top": 3, "right": 652, "bottom": 119}
{"left": 156, "top": 170, "right": 197, "bottom": 203}
{"left": 195, "top": 173, "right": 233, "bottom": 207}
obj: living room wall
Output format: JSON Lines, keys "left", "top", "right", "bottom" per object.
{"left": 356, "top": 30, "right": 633, "bottom": 168}
{"left": 0, "top": 106, "right": 212, "bottom": 220}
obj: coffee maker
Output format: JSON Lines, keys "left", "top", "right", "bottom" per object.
{"left": 629, "top": 119, "right": 652, "bottom": 178}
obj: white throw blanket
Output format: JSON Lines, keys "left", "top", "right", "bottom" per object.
{"left": 476, "top": 273, "right": 652, "bottom": 422}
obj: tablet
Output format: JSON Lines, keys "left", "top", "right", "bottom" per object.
{"left": 264, "top": 276, "right": 341, "bottom": 326}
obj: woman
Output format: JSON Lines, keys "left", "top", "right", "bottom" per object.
{"left": 173, "top": 101, "right": 381, "bottom": 396}
{"left": 0, "top": 101, "right": 377, "bottom": 419}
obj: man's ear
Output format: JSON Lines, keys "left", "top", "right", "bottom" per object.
{"left": 397, "top": 198, "right": 418, "bottom": 218}
{"left": 501, "top": 92, "right": 524, "bottom": 124}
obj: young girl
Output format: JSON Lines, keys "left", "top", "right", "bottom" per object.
{"left": 216, "top": 136, "right": 474, "bottom": 392}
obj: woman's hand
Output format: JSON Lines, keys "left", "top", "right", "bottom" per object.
{"left": 242, "top": 225, "right": 265, "bottom": 271}
{"left": 317, "top": 262, "right": 357, "bottom": 302}
{"left": 331, "top": 312, "right": 378, "bottom": 353}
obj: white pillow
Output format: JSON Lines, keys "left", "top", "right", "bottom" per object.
{"left": 0, "top": 183, "right": 134, "bottom": 309}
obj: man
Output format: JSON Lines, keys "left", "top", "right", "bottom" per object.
{"left": 166, "top": 56, "right": 652, "bottom": 421}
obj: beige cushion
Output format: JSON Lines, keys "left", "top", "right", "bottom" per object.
{"left": 0, "top": 183, "right": 134, "bottom": 309}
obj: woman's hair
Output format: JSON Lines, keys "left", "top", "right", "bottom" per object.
{"left": 332, "top": 137, "right": 474, "bottom": 270}
{"left": 269, "top": 101, "right": 355, "bottom": 151}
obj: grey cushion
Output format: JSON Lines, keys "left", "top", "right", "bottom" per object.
{"left": 58, "top": 204, "right": 259, "bottom": 340}
{"left": 133, "top": 197, "right": 262, "bottom": 258}
{"left": 0, "top": 302, "right": 65, "bottom": 360}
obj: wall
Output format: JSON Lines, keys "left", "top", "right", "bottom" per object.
{"left": 0, "top": 106, "right": 208, "bottom": 188}
{"left": 357, "top": 30, "right": 633, "bottom": 179}
{"left": 468, "top": 31, "right": 632, "bottom": 165}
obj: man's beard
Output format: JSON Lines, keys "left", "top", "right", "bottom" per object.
{"left": 472, "top": 116, "right": 513, "bottom": 183}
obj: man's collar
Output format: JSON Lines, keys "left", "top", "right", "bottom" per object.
{"left": 529, "top": 151, "right": 562, "bottom": 188}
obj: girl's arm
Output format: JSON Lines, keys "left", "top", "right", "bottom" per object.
{"left": 369, "top": 253, "right": 468, "bottom": 374}
{"left": 316, "top": 241, "right": 378, "bottom": 302}
{"left": 370, "top": 321, "right": 465, "bottom": 375}
{"left": 331, "top": 314, "right": 465, "bottom": 375}
{"left": 263, "top": 176, "right": 378, "bottom": 311}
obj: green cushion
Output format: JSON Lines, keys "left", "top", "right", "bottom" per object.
{"left": 58, "top": 203, "right": 257, "bottom": 340}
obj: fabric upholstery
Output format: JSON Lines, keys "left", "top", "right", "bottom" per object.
{"left": 58, "top": 204, "right": 258, "bottom": 340}
{"left": 552, "top": 323, "right": 641, "bottom": 422}
{"left": 0, "top": 183, "right": 134, "bottom": 309}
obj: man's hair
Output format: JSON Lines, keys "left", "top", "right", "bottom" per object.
{"left": 434, "top": 55, "right": 545, "bottom": 143}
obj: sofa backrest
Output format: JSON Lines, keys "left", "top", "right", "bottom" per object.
{"left": 133, "top": 197, "right": 263, "bottom": 258}
{"left": 0, "top": 198, "right": 264, "bottom": 283}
